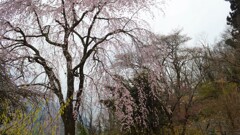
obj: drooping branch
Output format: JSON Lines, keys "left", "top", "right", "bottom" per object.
{"left": 85, "top": 5, "right": 103, "bottom": 45}
{"left": 2, "top": 24, "right": 64, "bottom": 105}
{"left": 33, "top": 10, "right": 64, "bottom": 47}
{"left": 61, "top": 0, "right": 69, "bottom": 29}
{"left": 73, "top": 29, "right": 129, "bottom": 73}
{"left": 69, "top": 6, "right": 95, "bottom": 32}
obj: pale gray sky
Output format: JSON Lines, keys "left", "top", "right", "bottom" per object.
{"left": 150, "top": 0, "right": 230, "bottom": 46}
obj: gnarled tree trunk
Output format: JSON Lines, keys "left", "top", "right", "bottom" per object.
{"left": 62, "top": 105, "right": 75, "bottom": 135}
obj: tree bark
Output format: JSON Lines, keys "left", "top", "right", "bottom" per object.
{"left": 62, "top": 104, "right": 75, "bottom": 135}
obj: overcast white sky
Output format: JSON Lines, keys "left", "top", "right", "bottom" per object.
{"left": 149, "top": 0, "right": 230, "bottom": 46}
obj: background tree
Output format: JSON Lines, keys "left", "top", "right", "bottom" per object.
{"left": 225, "top": 0, "right": 240, "bottom": 85}
{"left": 103, "top": 71, "right": 168, "bottom": 135}
{"left": 159, "top": 32, "right": 211, "bottom": 135}
{"left": 226, "top": 0, "right": 240, "bottom": 45}
{"left": 101, "top": 31, "right": 211, "bottom": 134}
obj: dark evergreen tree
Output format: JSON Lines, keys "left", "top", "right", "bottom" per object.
{"left": 226, "top": 0, "right": 240, "bottom": 39}
{"left": 226, "top": 0, "right": 240, "bottom": 48}
{"left": 222, "top": 0, "right": 240, "bottom": 85}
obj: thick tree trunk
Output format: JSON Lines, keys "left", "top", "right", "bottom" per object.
{"left": 62, "top": 105, "right": 75, "bottom": 135}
